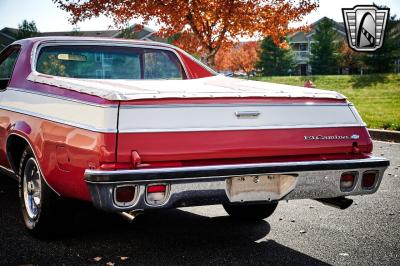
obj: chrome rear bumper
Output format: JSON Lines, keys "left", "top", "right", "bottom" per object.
{"left": 84, "top": 157, "right": 389, "bottom": 212}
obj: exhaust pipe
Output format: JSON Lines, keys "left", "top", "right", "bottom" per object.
{"left": 118, "top": 210, "right": 143, "bottom": 222}
{"left": 315, "top": 196, "right": 353, "bottom": 210}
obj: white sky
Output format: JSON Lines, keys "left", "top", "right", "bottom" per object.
{"left": 0, "top": 0, "right": 399, "bottom": 32}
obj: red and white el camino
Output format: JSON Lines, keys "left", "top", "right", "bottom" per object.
{"left": 0, "top": 37, "right": 389, "bottom": 236}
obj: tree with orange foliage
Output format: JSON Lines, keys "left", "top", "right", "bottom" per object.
{"left": 338, "top": 41, "right": 364, "bottom": 74}
{"left": 214, "top": 48, "right": 233, "bottom": 72}
{"left": 215, "top": 42, "right": 260, "bottom": 77}
{"left": 53, "top": 0, "right": 318, "bottom": 66}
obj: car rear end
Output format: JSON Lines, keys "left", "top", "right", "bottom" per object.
{"left": 85, "top": 96, "right": 389, "bottom": 212}
{"left": 26, "top": 39, "right": 388, "bottom": 214}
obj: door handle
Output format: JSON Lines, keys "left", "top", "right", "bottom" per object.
{"left": 235, "top": 111, "right": 260, "bottom": 118}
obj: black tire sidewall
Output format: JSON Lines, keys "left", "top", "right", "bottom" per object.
{"left": 18, "top": 146, "right": 41, "bottom": 230}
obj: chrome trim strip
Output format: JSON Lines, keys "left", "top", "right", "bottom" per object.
{"left": 0, "top": 105, "right": 117, "bottom": 133}
{"left": 31, "top": 40, "right": 190, "bottom": 80}
{"left": 119, "top": 103, "right": 351, "bottom": 109}
{"left": 0, "top": 165, "right": 16, "bottom": 180}
{"left": 117, "top": 124, "right": 365, "bottom": 133}
{"left": 7, "top": 87, "right": 118, "bottom": 108}
{"left": 85, "top": 157, "right": 390, "bottom": 183}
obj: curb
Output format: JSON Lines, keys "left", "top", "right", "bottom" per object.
{"left": 368, "top": 129, "right": 400, "bottom": 143}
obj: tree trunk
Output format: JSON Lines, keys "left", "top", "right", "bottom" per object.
{"left": 205, "top": 52, "right": 216, "bottom": 68}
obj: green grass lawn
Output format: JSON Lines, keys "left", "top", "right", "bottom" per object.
{"left": 252, "top": 74, "right": 400, "bottom": 131}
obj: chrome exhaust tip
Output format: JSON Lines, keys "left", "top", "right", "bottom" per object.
{"left": 118, "top": 210, "right": 143, "bottom": 222}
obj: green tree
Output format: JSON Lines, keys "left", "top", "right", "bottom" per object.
{"left": 16, "top": 20, "right": 40, "bottom": 39}
{"left": 310, "top": 18, "right": 339, "bottom": 74}
{"left": 337, "top": 41, "right": 365, "bottom": 74}
{"left": 70, "top": 25, "right": 83, "bottom": 36}
{"left": 118, "top": 26, "right": 140, "bottom": 39}
{"left": 361, "top": 14, "right": 400, "bottom": 73}
{"left": 257, "top": 37, "right": 295, "bottom": 76}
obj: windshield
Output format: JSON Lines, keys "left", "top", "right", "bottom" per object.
{"left": 36, "top": 45, "right": 185, "bottom": 80}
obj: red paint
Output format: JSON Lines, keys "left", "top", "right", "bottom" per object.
{"left": 0, "top": 109, "right": 116, "bottom": 201}
{"left": 116, "top": 127, "right": 372, "bottom": 166}
{"left": 176, "top": 50, "right": 215, "bottom": 78}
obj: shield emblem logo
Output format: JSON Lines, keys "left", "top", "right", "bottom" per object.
{"left": 342, "top": 5, "right": 390, "bottom": 52}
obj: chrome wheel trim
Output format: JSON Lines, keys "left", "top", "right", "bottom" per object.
{"left": 23, "top": 157, "right": 42, "bottom": 220}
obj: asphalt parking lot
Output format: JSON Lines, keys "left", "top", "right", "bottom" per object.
{"left": 0, "top": 141, "right": 399, "bottom": 265}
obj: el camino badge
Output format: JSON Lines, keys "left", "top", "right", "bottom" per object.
{"left": 304, "top": 134, "right": 360, "bottom": 140}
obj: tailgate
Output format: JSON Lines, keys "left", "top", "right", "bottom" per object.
{"left": 116, "top": 102, "right": 371, "bottom": 164}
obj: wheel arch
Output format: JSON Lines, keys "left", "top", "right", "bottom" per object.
{"left": 6, "top": 133, "right": 29, "bottom": 175}
{"left": 6, "top": 133, "right": 60, "bottom": 195}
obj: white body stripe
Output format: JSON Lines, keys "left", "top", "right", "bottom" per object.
{"left": 0, "top": 88, "right": 118, "bottom": 132}
{"left": 118, "top": 104, "right": 363, "bottom": 133}
{"left": 0, "top": 88, "right": 363, "bottom": 134}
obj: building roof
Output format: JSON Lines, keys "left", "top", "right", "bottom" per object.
{"left": 41, "top": 30, "right": 121, "bottom": 38}
{"left": 289, "top": 17, "right": 346, "bottom": 43}
{"left": 0, "top": 24, "right": 160, "bottom": 49}
{"left": 0, "top": 27, "right": 18, "bottom": 48}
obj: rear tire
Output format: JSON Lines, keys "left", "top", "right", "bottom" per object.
{"left": 223, "top": 202, "right": 278, "bottom": 221}
{"left": 18, "top": 146, "right": 65, "bottom": 238}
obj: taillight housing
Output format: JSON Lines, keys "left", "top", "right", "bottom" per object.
{"left": 340, "top": 172, "right": 357, "bottom": 191}
{"left": 146, "top": 184, "right": 169, "bottom": 205}
{"left": 113, "top": 185, "right": 138, "bottom": 207}
{"left": 362, "top": 171, "right": 378, "bottom": 189}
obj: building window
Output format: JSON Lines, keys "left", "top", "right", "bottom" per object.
{"left": 95, "top": 69, "right": 103, "bottom": 78}
{"left": 95, "top": 53, "right": 102, "bottom": 62}
{"left": 300, "top": 43, "right": 308, "bottom": 51}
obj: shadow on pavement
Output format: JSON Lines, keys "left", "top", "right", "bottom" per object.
{"left": 0, "top": 176, "right": 328, "bottom": 265}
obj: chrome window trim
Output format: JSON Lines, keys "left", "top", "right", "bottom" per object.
{"left": 31, "top": 40, "right": 190, "bottom": 80}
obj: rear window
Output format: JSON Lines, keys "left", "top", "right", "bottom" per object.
{"left": 36, "top": 45, "right": 185, "bottom": 80}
